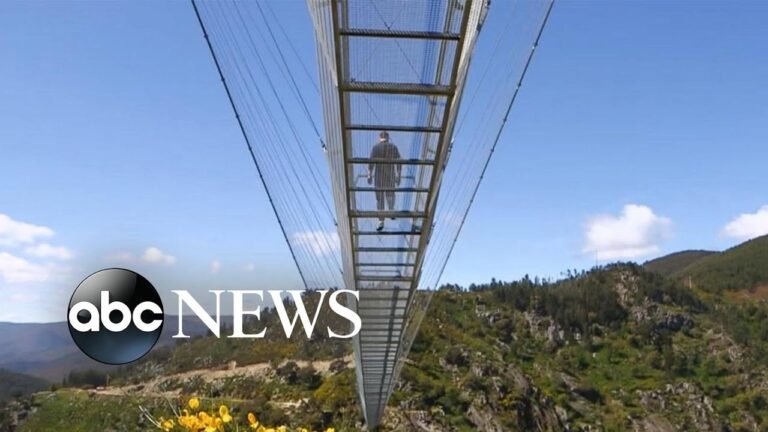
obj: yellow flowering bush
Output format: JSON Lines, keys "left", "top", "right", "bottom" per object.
{"left": 145, "top": 397, "right": 335, "bottom": 432}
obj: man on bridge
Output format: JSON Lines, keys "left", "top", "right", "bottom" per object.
{"left": 368, "top": 131, "right": 402, "bottom": 232}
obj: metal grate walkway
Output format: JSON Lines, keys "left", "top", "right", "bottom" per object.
{"left": 308, "top": 0, "right": 489, "bottom": 427}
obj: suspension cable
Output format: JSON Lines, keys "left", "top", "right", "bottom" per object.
{"left": 191, "top": 0, "right": 311, "bottom": 289}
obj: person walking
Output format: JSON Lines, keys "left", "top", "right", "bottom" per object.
{"left": 368, "top": 131, "right": 402, "bottom": 231}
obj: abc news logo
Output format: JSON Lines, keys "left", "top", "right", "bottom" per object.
{"left": 68, "top": 269, "right": 164, "bottom": 365}
{"left": 68, "top": 269, "right": 361, "bottom": 365}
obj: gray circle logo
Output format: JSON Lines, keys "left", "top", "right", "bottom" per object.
{"left": 67, "top": 268, "right": 164, "bottom": 365}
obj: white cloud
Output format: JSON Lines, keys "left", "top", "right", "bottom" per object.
{"left": 0, "top": 214, "right": 73, "bottom": 286}
{"left": 292, "top": 230, "right": 340, "bottom": 257}
{"left": 210, "top": 260, "right": 221, "bottom": 273}
{"left": 583, "top": 204, "right": 672, "bottom": 261}
{"left": 0, "top": 214, "right": 75, "bottom": 321}
{"left": 106, "top": 247, "right": 176, "bottom": 265}
{"left": 723, "top": 205, "right": 768, "bottom": 241}
{"left": 24, "top": 243, "right": 73, "bottom": 260}
{"left": 141, "top": 247, "right": 176, "bottom": 265}
{"left": 0, "top": 252, "right": 56, "bottom": 284}
{"left": 0, "top": 213, "right": 54, "bottom": 246}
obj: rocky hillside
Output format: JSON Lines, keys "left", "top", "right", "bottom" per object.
{"left": 390, "top": 264, "right": 767, "bottom": 431}
{"left": 3, "top": 237, "right": 768, "bottom": 431}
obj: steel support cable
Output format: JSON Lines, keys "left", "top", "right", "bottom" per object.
{"left": 419, "top": 81, "right": 507, "bottom": 286}
{"left": 422, "top": 1, "right": 525, "bottom": 220}
{"left": 421, "top": 3, "right": 550, "bottom": 287}
{"left": 200, "top": 3, "right": 324, "bottom": 284}
{"left": 204, "top": 2, "right": 342, "bottom": 289}
{"left": 305, "top": 0, "right": 353, "bottom": 291}
{"left": 426, "top": 20, "right": 529, "bottom": 229}
{"left": 191, "top": 0, "right": 314, "bottom": 290}
{"left": 227, "top": 2, "right": 337, "bottom": 226}
{"left": 317, "top": 45, "right": 353, "bottom": 292}
{"left": 219, "top": 4, "right": 343, "bottom": 280}
{"left": 236, "top": 3, "right": 317, "bottom": 128}
{"left": 224, "top": 59, "right": 334, "bottom": 288}
{"left": 202, "top": 3, "right": 334, "bottom": 289}
{"left": 453, "top": 2, "right": 539, "bottom": 159}
{"left": 454, "top": 0, "right": 519, "bottom": 136}
{"left": 412, "top": 3, "right": 476, "bottom": 243}
{"left": 208, "top": 2, "right": 343, "bottom": 285}
{"left": 422, "top": 50, "right": 534, "bottom": 288}
{"left": 264, "top": 1, "right": 321, "bottom": 94}
{"left": 423, "top": 97, "right": 517, "bottom": 283}
{"left": 430, "top": 0, "right": 556, "bottom": 288}
{"left": 250, "top": 2, "right": 326, "bottom": 146}
{"left": 233, "top": 5, "right": 341, "bottom": 241}
{"left": 214, "top": 1, "right": 333, "bottom": 229}
{"left": 211, "top": 2, "right": 326, "bottom": 231}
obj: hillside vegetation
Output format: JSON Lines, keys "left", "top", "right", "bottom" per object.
{"left": 644, "top": 250, "right": 717, "bottom": 276}
{"left": 675, "top": 234, "right": 768, "bottom": 293}
{"left": 3, "top": 236, "right": 768, "bottom": 431}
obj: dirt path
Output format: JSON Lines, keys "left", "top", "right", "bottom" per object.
{"left": 96, "top": 355, "right": 353, "bottom": 397}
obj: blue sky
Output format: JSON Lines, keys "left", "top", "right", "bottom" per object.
{"left": 1, "top": 0, "right": 767, "bottom": 322}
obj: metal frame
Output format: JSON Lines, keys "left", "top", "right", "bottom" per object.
{"left": 341, "top": 81, "right": 453, "bottom": 96}
{"left": 346, "top": 124, "right": 442, "bottom": 133}
{"left": 322, "top": 0, "right": 486, "bottom": 427}
{"left": 339, "top": 28, "right": 461, "bottom": 40}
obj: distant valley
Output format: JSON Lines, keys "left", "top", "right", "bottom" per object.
{"left": 0, "top": 316, "right": 232, "bottom": 381}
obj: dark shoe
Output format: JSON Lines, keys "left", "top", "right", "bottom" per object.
{"left": 376, "top": 221, "right": 384, "bottom": 232}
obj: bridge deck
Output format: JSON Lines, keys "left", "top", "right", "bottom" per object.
{"left": 309, "top": 0, "right": 489, "bottom": 426}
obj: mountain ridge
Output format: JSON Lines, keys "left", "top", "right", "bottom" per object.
{"left": 673, "top": 234, "right": 768, "bottom": 292}
{"left": 643, "top": 249, "right": 718, "bottom": 276}
{"left": 0, "top": 316, "right": 233, "bottom": 381}
{"left": 2, "top": 235, "right": 767, "bottom": 430}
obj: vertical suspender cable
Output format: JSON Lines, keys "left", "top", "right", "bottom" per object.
{"left": 191, "top": 0, "right": 310, "bottom": 290}
{"left": 432, "top": 0, "right": 555, "bottom": 287}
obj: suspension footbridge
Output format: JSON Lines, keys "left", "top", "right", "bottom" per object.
{"left": 192, "top": 0, "right": 553, "bottom": 427}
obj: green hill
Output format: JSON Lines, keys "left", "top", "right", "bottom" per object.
{"left": 644, "top": 250, "right": 718, "bottom": 276}
{"left": 4, "top": 262, "right": 768, "bottom": 431}
{"left": 0, "top": 369, "right": 48, "bottom": 401}
{"left": 675, "top": 234, "right": 768, "bottom": 292}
